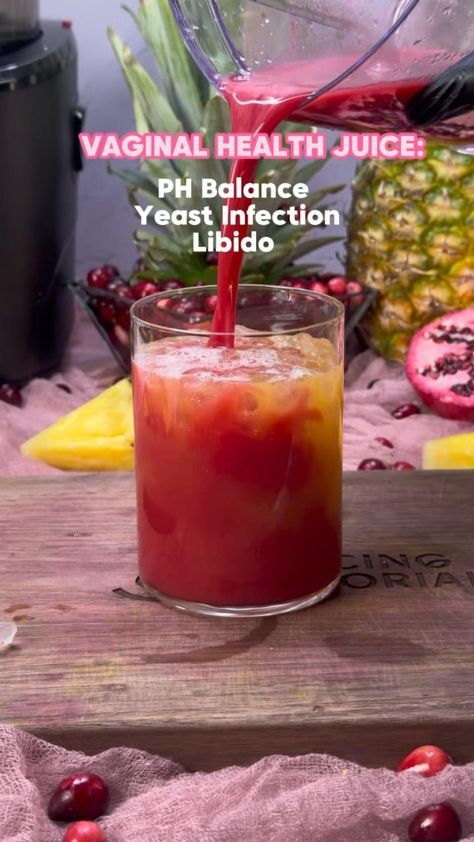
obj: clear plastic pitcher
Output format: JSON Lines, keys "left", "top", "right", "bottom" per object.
{"left": 170, "top": 0, "right": 474, "bottom": 140}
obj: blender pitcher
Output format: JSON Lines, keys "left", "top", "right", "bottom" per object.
{"left": 170, "top": 0, "right": 474, "bottom": 141}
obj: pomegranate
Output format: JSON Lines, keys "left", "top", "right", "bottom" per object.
{"left": 47, "top": 773, "right": 109, "bottom": 822}
{"left": 406, "top": 308, "right": 474, "bottom": 421}
{"left": 397, "top": 745, "right": 452, "bottom": 777}
{"left": 63, "top": 822, "right": 107, "bottom": 842}
{"left": 408, "top": 803, "right": 462, "bottom": 842}
{"left": 375, "top": 437, "right": 394, "bottom": 449}
{"left": 391, "top": 403, "right": 421, "bottom": 419}
{"left": 0, "top": 384, "right": 23, "bottom": 407}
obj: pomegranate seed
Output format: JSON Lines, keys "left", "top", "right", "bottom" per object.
{"left": 63, "top": 821, "right": 107, "bottom": 842}
{"left": 86, "top": 268, "right": 110, "bottom": 290}
{"left": 327, "top": 276, "right": 348, "bottom": 296}
{"left": 308, "top": 281, "right": 328, "bottom": 294}
{"left": 98, "top": 302, "right": 116, "bottom": 325}
{"left": 0, "top": 383, "right": 23, "bottom": 408}
{"left": 375, "top": 437, "right": 394, "bottom": 449}
{"left": 47, "top": 773, "right": 109, "bottom": 822}
{"left": 187, "top": 310, "right": 207, "bottom": 324}
{"left": 162, "top": 279, "right": 185, "bottom": 291}
{"left": 392, "top": 403, "right": 421, "bottom": 419}
{"left": 394, "top": 461, "right": 416, "bottom": 470}
{"left": 367, "top": 379, "right": 380, "bottom": 389}
{"left": 204, "top": 295, "right": 218, "bottom": 314}
{"left": 397, "top": 745, "right": 452, "bottom": 777}
{"left": 131, "top": 281, "right": 160, "bottom": 300}
{"left": 408, "top": 803, "right": 462, "bottom": 842}
{"left": 156, "top": 298, "right": 172, "bottom": 310}
{"left": 358, "top": 458, "right": 387, "bottom": 470}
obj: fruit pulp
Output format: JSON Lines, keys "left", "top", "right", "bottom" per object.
{"left": 132, "top": 332, "right": 342, "bottom": 608}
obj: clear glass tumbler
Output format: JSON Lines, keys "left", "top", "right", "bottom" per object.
{"left": 131, "top": 285, "right": 344, "bottom": 617}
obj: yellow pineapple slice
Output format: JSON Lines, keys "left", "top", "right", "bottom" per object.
{"left": 21, "top": 379, "right": 134, "bottom": 471}
{"left": 423, "top": 432, "right": 474, "bottom": 470}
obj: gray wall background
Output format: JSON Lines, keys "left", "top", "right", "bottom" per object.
{"left": 42, "top": 0, "right": 356, "bottom": 278}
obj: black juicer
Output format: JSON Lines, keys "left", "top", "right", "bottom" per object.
{"left": 0, "top": 0, "right": 82, "bottom": 383}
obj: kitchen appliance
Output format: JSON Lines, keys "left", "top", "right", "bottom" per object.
{"left": 0, "top": 0, "right": 82, "bottom": 383}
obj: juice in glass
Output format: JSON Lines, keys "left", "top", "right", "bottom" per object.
{"left": 131, "top": 286, "right": 344, "bottom": 616}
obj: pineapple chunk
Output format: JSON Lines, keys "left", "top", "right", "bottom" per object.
{"left": 423, "top": 432, "right": 474, "bottom": 470}
{"left": 21, "top": 379, "right": 134, "bottom": 471}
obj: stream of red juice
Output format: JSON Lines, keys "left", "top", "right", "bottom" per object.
{"left": 210, "top": 70, "right": 474, "bottom": 346}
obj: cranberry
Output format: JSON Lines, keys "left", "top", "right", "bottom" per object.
{"left": 397, "top": 745, "right": 452, "bottom": 777}
{"left": 375, "top": 437, "right": 394, "bottom": 449}
{"left": 204, "top": 295, "right": 218, "bottom": 314}
{"left": 391, "top": 403, "right": 421, "bottom": 419}
{"left": 156, "top": 297, "right": 172, "bottom": 310}
{"left": 110, "top": 283, "right": 134, "bottom": 300}
{"left": 308, "top": 281, "right": 328, "bottom": 294}
{"left": 408, "top": 803, "right": 462, "bottom": 842}
{"left": 116, "top": 307, "right": 130, "bottom": 331}
{"left": 394, "top": 461, "right": 416, "bottom": 470}
{"left": 327, "top": 276, "right": 348, "bottom": 296}
{"left": 346, "top": 280, "right": 364, "bottom": 307}
{"left": 187, "top": 310, "right": 207, "bottom": 324}
{"left": 162, "top": 279, "right": 185, "bottom": 291}
{"left": 358, "top": 458, "right": 387, "bottom": 470}
{"left": 47, "top": 773, "right": 109, "bottom": 822}
{"left": 172, "top": 297, "right": 196, "bottom": 314}
{"left": 97, "top": 302, "right": 117, "bottom": 325}
{"left": 131, "top": 281, "right": 160, "bottom": 299}
{"left": 86, "top": 268, "right": 110, "bottom": 290}
{"left": 63, "top": 821, "right": 107, "bottom": 842}
{"left": 0, "top": 383, "right": 23, "bottom": 407}
{"left": 102, "top": 264, "right": 120, "bottom": 280}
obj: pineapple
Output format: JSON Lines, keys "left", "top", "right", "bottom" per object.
{"left": 108, "top": 0, "right": 344, "bottom": 286}
{"left": 423, "top": 432, "right": 474, "bottom": 470}
{"left": 347, "top": 144, "right": 474, "bottom": 362}
{"left": 21, "top": 380, "right": 134, "bottom": 471}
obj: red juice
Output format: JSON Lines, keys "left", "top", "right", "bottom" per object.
{"left": 133, "top": 330, "right": 343, "bottom": 610}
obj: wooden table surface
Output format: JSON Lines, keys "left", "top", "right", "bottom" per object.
{"left": 1, "top": 471, "right": 473, "bottom": 771}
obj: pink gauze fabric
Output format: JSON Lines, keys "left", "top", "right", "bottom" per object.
{"left": 1, "top": 326, "right": 473, "bottom": 476}
{"left": 0, "top": 726, "right": 473, "bottom": 842}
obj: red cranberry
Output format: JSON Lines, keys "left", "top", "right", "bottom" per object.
{"left": 397, "top": 745, "right": 452, "bottom": 777}
{"left": 346, "top": 280, "right": 364, "bottom": 307}
{"left": 204, "top": 295, "right": 218, "bottom": 314}
{"left": 162, "top": 279, "right": 185, "bottom": 291}
{"left": 102, "top": 264, "right": 119, "bottom": 280}
{"left": 375, "top": 437, "right": 394, "bottom": 449}
{"left": 308, "top": 281, "right": 328, "bottom": 294}
{"left": 408, "top": 803, "right": 462, "bottom": 842}
{"left": 327, "top": 276, "right": 348, "bottom": 296}
{"left": 116, "top": 307, "right": 130, "bottom": 331}
{"left": 86, "top": 268, "right": 110, "bottom": 290}
{"left": 110, "top": 283, "right": 134, "bottom": 300}
{"left": 394, "top": 461, "right": 416, "bottom": 470}
{"left": 391, "top": 403, "right": 421, "bottom": 419}
{"left": 98, "top": 302, "right": 117, "bottom": 325}
{"left": 156, "top": 297, "right": 172, "bottom": 310}
{"left": 187, "top": 310, "right": 207, "bottom": 324}
{"left": 358, "top": 458, "right": 387, "bottom": 470}
{"left": 0, "top": 383, "right": 23, "bottom": 408}
{"left": 63, "top": 821, "right": 107, "bottom": 842}
{"left": 172, "top": 297, "right": 196, "bottom": 314}
{"left": 47, "top": 773, "right": 109, "bottom": 822}
{"left": 131, "top": 281, "right": 160, "bottom": 299}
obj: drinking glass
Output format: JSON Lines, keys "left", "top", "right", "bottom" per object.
{"left": 131, "top": 285, "right": 344, "bottom": 617}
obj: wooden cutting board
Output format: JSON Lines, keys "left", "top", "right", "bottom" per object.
{"left": 1, "top": 471, "right": 473, "bottom": 771}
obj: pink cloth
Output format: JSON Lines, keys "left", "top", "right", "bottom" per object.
{"left": 0, "top": 310, "right": 472, "bottom": 475}
{"left": 0, "top": 726, "right": 473, "bottom": 842}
